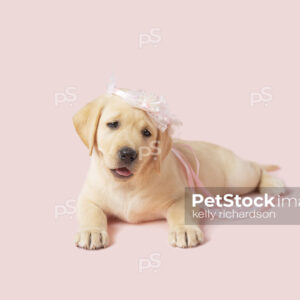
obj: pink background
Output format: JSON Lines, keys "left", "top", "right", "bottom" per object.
{"left": 1, "top": 0, "right": 299, "bottom": 299}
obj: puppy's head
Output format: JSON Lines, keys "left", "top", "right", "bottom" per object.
{"left": 73, "top": 95, "right": 172, "bottom": 180}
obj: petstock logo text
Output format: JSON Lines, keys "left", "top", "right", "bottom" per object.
{"left": 185, "top": 187, "right": 300, "bottom": 225}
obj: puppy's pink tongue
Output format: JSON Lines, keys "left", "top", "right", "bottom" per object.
{"left": 115, "top": 168, "right": 132, "bottom": 177}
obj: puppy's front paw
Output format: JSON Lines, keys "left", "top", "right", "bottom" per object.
{"left": 75, "top": 230, "right": 109, "bottom": 250}
{"left": 168, "top": 225, "right": 203, "bottom": 248}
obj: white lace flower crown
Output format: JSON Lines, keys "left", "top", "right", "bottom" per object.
{"left": 106, "top": 78, "right": 182, "bottom": 134}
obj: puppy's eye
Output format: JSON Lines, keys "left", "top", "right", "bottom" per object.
{"left": 107, "top": 121, "right": 119, "bottom": 129}
{"left": 142, "top": 129, "right": 151, "bottom": 137}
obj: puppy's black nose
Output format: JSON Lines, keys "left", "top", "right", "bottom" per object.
{"left": 119, "top": 147, "right": 137, "bottom": 164}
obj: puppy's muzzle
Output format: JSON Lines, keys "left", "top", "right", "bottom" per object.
{"left": 119, "top": 147, "right": 138, "bottom": 164}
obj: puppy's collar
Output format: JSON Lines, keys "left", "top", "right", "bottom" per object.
{"left": 106, "top": 77, "right": 181, "bottom": 133}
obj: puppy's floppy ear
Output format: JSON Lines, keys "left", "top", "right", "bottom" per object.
{"left": 154, "top": 129, "right": 172, "bottom": 172}
{"left": 73, "top": 97, "right": 107, "bottom": 155}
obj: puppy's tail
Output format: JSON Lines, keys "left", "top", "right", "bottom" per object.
{"left": 258, "top": 164, "right": 280, "bottom": 172}
{"left": 255, "top": 163, "right": 285, "bottom": 195}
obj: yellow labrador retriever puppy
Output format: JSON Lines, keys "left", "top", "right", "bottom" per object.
{"left": 73, "top": 93, "right": 284, "bottom": 249}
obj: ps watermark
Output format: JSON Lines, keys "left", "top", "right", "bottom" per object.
{"left": 54, "top": 199, "right": 76, "bottom": 219}
{"left": 250, "top": 86, "right": 272, "bottom": 107}
{"left": 138, "top": 252, "right": 161, "bottom": 272}
{"left": 139, "top": 28, "right": 161, "bottom": 49}
{"left": 139, "top": 141, "right": 161, "bottom": 160}
{"left": 54, "top": 87, "right": 77, "bottom": 106}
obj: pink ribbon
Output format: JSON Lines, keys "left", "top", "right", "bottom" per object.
{"left": 171, "top": 144, "right": 211, "bottom": 197}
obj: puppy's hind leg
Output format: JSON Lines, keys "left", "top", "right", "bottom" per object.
{"left": 258, "top": 167, "right": 285, "bottom": 196}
